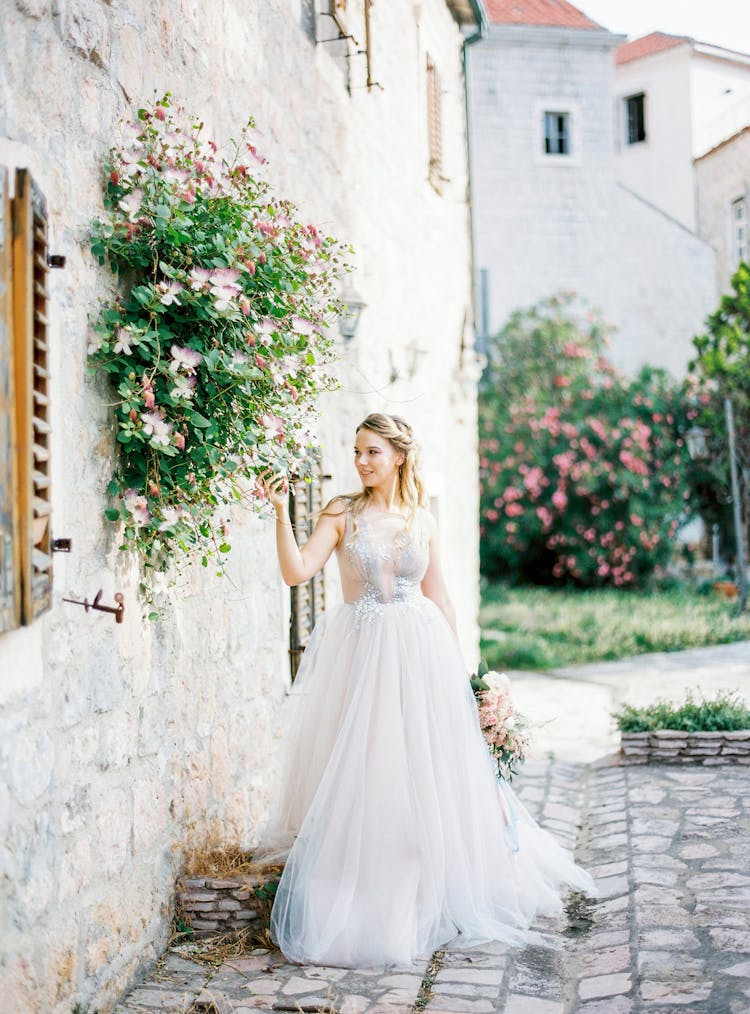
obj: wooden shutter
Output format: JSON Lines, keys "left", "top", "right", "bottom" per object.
{"left": 426, "top": 56, "right": 443, "bottom": 191}
{"left": 12, "top": 169, "right": 52, "bottom": 623}
{"left": 0, "top": 168, "right": 20, "bottom": 633}
{"left": 289, "top": 466, "right": 328, "bottom": 680}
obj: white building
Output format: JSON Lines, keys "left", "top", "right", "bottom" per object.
{"left": 614, "top": 32, "right": 750, "bottom": 234}
{"left": 468, "top": 0, "right": 717, "bottom": 375}
{"left": 0, "top": 2, "right": 482, "bottom": 1009}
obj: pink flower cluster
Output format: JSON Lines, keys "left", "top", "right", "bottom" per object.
{"left": 479, "top": 346, "right": 690, "bottom": 586}
{"left": 473, "top": 670, "right": 529, "bottom": 780}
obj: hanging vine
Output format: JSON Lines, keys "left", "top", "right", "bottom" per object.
{"left": 88, "top": 96, "right": 350, "bottom": 601}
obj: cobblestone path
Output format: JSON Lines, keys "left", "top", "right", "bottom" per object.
{"left": 115, "top": 757, "right": 750, "bottom": 1013}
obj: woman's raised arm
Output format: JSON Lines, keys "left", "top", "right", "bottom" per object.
{"left": 260, "top": 473, "right": 346, "bottom": 586}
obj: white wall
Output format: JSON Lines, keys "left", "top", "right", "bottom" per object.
{"left": 691, "top": 48, "right": 750, "bottom": 155}
{"left": 614, "top": 45, "right": 696, "bottom": 230}
{"left": 0, "top": 2, "right": 479, "bottom": 1009}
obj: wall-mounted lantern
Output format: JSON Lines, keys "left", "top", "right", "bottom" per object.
{"left": 338, "top": 284, "right": 366, "bottom": 341}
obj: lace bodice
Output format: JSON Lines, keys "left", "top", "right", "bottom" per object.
{"left": 335, "top": 505, "right": 431, "bottom": 613}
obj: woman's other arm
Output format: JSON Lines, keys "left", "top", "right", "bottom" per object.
{"left": 420, "top": 517, "right": 458, "bottom": 636}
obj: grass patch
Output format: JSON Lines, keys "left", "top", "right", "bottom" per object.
{"left": 480, "top": 583, "right": 750, "bottom": 671}
{"left": 614, "top": 690, "right": 750, "bottom": 732}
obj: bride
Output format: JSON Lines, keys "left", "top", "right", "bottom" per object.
{"left": 256, "top": 412, "right": 594, "bottom": 968}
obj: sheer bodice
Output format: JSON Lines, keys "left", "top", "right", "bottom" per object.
{"left": 336, "top": 506, "right": 430, "bottom": 611}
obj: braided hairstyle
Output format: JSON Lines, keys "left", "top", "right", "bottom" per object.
{"left": 343, "top": 413, "right": 427, "bottom": 528}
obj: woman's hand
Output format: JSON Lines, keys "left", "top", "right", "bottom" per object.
{"left": 257, "top": 468, "right": 290, "bottom": 509}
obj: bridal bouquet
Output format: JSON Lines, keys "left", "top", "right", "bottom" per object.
{"left": 471, "top": 663, "right": 529, "bottom": 782}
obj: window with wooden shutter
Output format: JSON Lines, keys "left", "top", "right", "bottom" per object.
{"left": 12, "top": 168, "right": 52, "bottom": 624}
{"left": 426, "top": 55, "right": 444, "bottom": 192}
{"left": 288, "top": 465, "right": 329, "bottom": 680}
{"left": 0, "top": 168, "right": 21, "bottom": 633}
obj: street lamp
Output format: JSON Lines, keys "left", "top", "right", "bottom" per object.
{"left": 685, "top": 425, "right": 708, "bottom": 461}
{"left": 338, "top": 284, "right": 366, "bottom": 342}
{"left": 686, "top": 399, "right": 747, "bottom": 614}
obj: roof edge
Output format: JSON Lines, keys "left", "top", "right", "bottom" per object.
{"left": 694, "top": 122, "right": 750, "bottom": 162}
{"left": 486, "top": 23, "right": 624, "bottom": 49}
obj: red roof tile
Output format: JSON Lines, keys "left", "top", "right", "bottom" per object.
{"left": 615, "top": 32, "right": 691, "bottom": 66}
{"left": 485, "top": 0, "right": 602, "bottom": 30}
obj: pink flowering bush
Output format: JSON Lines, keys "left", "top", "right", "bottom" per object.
{"left": 479, "top": 296, "right": 692, "bottom": 587}
{"left": 88, "top": 97, "right": 349, "bottom": 599}
{"left": 470, "top": 662, "right": 529, "bottom": 781}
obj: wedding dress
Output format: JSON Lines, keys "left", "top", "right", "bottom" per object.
{"left": 256, "top": 504, "right": 595, "bottom": 968}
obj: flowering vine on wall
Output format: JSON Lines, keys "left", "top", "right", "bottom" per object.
{"left": 88, "top": 97, "right": 349, "bottom": 603}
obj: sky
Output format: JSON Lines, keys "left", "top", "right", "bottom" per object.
{"left": 577, "top": 0, "right": 750, "bottom": 56}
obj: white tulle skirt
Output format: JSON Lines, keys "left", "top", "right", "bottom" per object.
{"left": 256, "top": 596, "right": 595, "bottom": 968}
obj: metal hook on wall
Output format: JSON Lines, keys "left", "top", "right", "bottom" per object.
{"left": 62, "top": 589, "right": 125, "bottom": 624}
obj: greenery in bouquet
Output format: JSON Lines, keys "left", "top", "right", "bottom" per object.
{"left": 471, "top": 661, "right": 529, "bottom": 781}
{"left": 87, "top": 95, "right": 350, "bottom": 600}
{"left": 479, "top": 294, "right": 693, "bottom": 588}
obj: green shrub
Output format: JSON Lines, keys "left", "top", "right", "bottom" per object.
{"left": 614, "top": 691, "right": 750, "bottom": 733}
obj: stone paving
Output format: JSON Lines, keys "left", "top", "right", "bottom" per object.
{"left": 115, "top": 643, "right": 750, "bottom": 1013}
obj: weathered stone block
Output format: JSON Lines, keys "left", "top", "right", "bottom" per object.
{"left": 621, "top": 730, "right": 750, "bottom": 764}
{"left": 61, "top": 0, "right": 110, "bottom": 68}
{"left": 16, "top": 0, "right": 51, "bottom": 16}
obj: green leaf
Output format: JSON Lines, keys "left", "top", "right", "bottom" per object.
{"left": 104, "top": 508, "right": 121, "bottom": 522}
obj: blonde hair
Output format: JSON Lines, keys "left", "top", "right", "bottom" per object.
{"left": 332, "top": 413, "right": 427, "bottom": 529}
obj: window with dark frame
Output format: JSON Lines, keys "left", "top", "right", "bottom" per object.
{"left": 544, "top": 111, "right": 570, "bottom": 156}
{"left": 288, "top": 464, "right": 329, "bottom": 680}
{"left": 625, "top": 93, "right": 646, "bottom": 145}
{"left": 0, "top": 166, "right": 53, "bottom": 634}
{"left": 426, "top": 55, "right": 444, "bottom": 191}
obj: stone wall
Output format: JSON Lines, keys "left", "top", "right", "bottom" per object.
{"left": 0, "top": 2, "right": 480, "bottom": 1009}
{"left": 695, "top": 127, "right": 750, "bottom": 294}
{"left": 468, "top": 25, "right": 717, "bottom": 376}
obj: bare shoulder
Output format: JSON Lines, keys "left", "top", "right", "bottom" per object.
{"left": 322, "top": 495, "right": 351, "bottom": 518}
{"left": 319, "top": 496, "right": 350, "bottom": 539}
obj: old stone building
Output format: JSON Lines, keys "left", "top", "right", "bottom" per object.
{"left": 695, "top": 126, "right": 750, "bottom": 293}
{"left": 0, "top": 1, "right": 482, "bottom": 1009}
{"left": 467, "top": 0, "right": 717, "bottom": 375}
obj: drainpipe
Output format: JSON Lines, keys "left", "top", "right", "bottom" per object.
{"left": 461, "top": 2, "right": 488, "bottom": 356}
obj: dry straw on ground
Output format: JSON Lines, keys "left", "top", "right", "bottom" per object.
{"left": 171, "top": 841, "right": 284, "bottom": 965}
